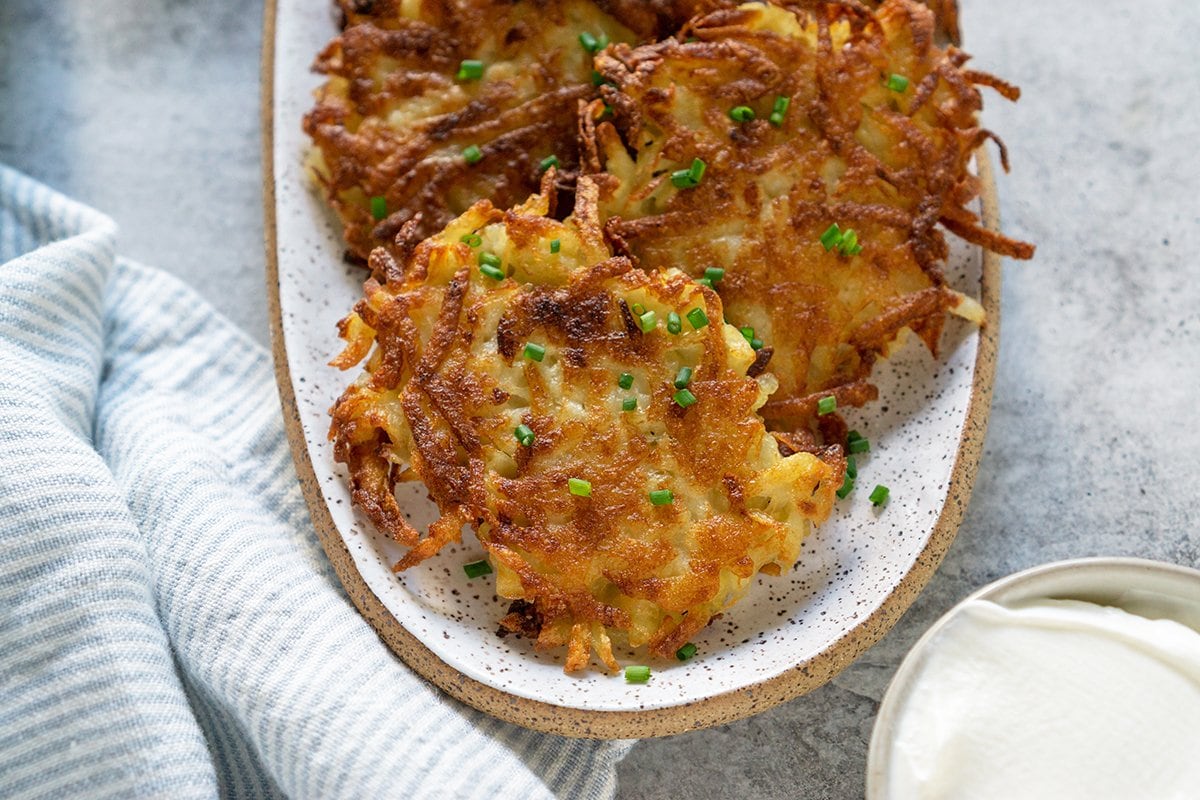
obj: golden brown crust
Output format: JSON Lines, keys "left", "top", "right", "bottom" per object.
{"left": 329, "top": 184, "right": 842, "bottom": 670}
{"left": 584, "top": 0, "right": 1031, "bottom": 429}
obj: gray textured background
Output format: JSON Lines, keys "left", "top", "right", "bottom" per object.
{"left": 3, "top": 1, "right": 1198, "bottom": 797}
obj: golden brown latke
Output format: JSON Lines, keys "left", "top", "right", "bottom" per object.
{"left": 306, "top": 0, "right": 734, "bottom": 261}
{"left": 583, "top": 0, "right": 1032, "bottom": 430}
{"left": 329, "top": 179, "right": 842, "bottom": 671}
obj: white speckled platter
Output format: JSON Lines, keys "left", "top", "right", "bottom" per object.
{"left": 262, "top": 0, "right": 1002, "bottom": 738}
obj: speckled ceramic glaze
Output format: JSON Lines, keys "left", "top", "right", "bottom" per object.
{"left": 262, "top": 0, "right": 1002, "bottom": 738}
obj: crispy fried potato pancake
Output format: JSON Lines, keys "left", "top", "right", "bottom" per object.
{"left": 329, "top": 180, "right": 842, "bottom": 670}
{"left": 306, "top": 0, "right": 732, "bottom": 261}
{"left": 584, "top": 0, "right": 1032, "bottom": 429}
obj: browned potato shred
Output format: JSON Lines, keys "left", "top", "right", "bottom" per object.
{"left": 313, "top": 0, "right": 1031, "bottom": 671}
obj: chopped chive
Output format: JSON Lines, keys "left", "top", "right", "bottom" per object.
{"left": 637, "top": 309, "right": 657, "bottom": 333}
{"left": 696, "top": 277, "right": 714, "bottom": 289}
{"left": 769, "top": 95, "right": 790, "bottom": 126}
{"left": 460, "top": 233, "right": 482, "bottom": 247}
{"left": 667, "top": 311, "right": 682, "bottom": 335}
{"left": 686, "top": 307, "right": 709, "bottom": 329}
{"left": 463, "top": 560, "right": 492, "bottom": 578}
{"left": 676, "top": 642, "right": 698, "bottom": 661}
{"left": 514, "top": 424, "right": 535, "bottom": 447}
{"left": 820, "top": 223, "right": 843, "bottom": 251}
{"left": 568, "top": 478, "right": 592, "bottom": 497}
{"left": 479, "top": 263, "right": 505, "bottom": 280}
{"left": 740, "top": 326, "right": 755, "bottom": 343}
{"left": 479, "top": 252, "right": 501, "bottom": 268}
{"left": 869, "top": 484, "right": 890, "bottom": 506}
{"left": 456, "top": 59, "right": 485, "bottom": 81}
{"left": 886, "top": 73, "right": 910, "bottom": 93}
{"left": 462, "top": 144, "right": 483, "bottom": 164}
{"left": 370, "top": 195, "right": 387, "bottom": 221}
{"left": 673, "top": 388, "right": 697, "bottom": 408}
{"left": 523, "top": 342, "right": 546, "bottom": 362}
{"left": 817, "top": 395, "right": 837, "bottom": 415}
{"left": 836, "top": 476, "right": 855, "bottom": 500}
{"left": 539, "top": 154, "right": 559, "bottom": 172}
{"left": 549, "top": 238, "right": 561, "bottom": 254}
{"left": 670, "top": 158, "right": 707, "bottom": 189}
{"left": 846, "top": 455, "right": 858, "bottom": 479}
{"left": 649, "top": 489, "right": 674, "bottom": 506}
{"left": 622, "top": 397, "right": 637, "bottom": 412}
{"left": 750, "top": 337, "right": 764, "bottom": 350}
{"left": 674, "top": 366, "right": 693, "bottom": 389}
{"left": 631, "top": 302, "right": 645, "bottom": 316}
{"left": 624, "top": 665, "right": 651, "bottom": 683}
{"left": 838, "top": 229, "right": 860, "bottom": 256}
{"left": 579, "top": 31, "right": 608, "bottom": 53}
{"left": 729, "top": 105, "right": 755, "bottom": 123}
{"left": 592, "top": 69, "right": 605, "bottom": 86}
{"left": 618, "top": 372, "right": 634, "bottom": 390}
{"left": 703, "top": 266, "right": 725, "bottom": 283}
{"left": 847, "top": 429, "right": 864, "bottom": 442}
{"left": 848, "top": 436, "right": 870, "bottom": 455}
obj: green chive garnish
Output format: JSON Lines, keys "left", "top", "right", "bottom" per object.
{"left": 622, "top": 397, "right": 637, "bottom": 412}
{"left": 456, "top": 59, "right": 485, "bottom": 81}
{"left": 696, "top": 278, "right": 714, "bottom": 289}
{"left": 479, "top": 252, "right": 501, "bottom": 268}
{"left": 729, "top": 106, "right": 755, "bottom": 123}
{"left": 869, "top": 484, "right": 890, "bottom": 506}
{"left": 463, "top": 560, "right": 492, "bottom": 578}
{"left": 676, "top": 643, "right": 697, "bottom": 661}
{"left": 670, "top": 158, "right": 707, "bottom": 189}
{"left": 769, "top": 95, "right": 790, "bottom": 126}
{"left": 673, "top": 388, "right": 697, "bottom": 408}
{"left": 820, "top": 223, "right": 842, "bottom": 251}
{"left": 740, "top": 326, "right": 755, "bottom": 343}
{"left": 539, "top": 154, "right": 559, "bottom": 172}
{"left": 579, "top": 31, "right": 608, "bottom": 53}
{"left": 667, "top": 311, "right": 682, "bottom": 335}
{"left": 514, "top": 424, "right": 535, "bottom": 447}
{"left": 649, "top": 489, "right": 674, "bottom": 506}
{"left": 624, "top": 665, "right": 651, "bottom": 683}
{"left": 549, "top": 238, "right": 561, "bottom": 254}
{"left": 846, "top": 455, "right": 858, "bottom": 479}
{"left": 568, "top": 478, "right": 592, "bottom": 497}
{"left": 637, "top": 309, "right": 657, "bottom": 333}
{"left": 462, "top": 144, "right": 483, "bottom": 164}
{"left": 523, "top": 342, "right": 545, "bottom": 362}
{"left": 750, "top": 337, "right": 764, "bottom": 350}
{"left": 618, "top": 372, "right": 634, "bottom": 390}
{"left": 686, "top": 307, "right": 709, "bottom": 329}
{"left": 370, "top": 195, "right": 387, "bottom": 221}
{"left": 886, "top": 73, "right": 910, "bottom": 93}
{"left": 674, "top": 366, "right": 693, "bottom": 389}
{"left": 703, "top": 266, "right": 725, "bottom": 283}
{"left": 817, "top": 396, "right": 836, "bottom": 415}
{"left": 836, "top": 477, "right": 855, "bottom": 500}
{"left": 848, "top": 434, "right": 870, "bottom": 455}
{"left": 479, "top": 264, "right": 505, "bottom": 280}
{"left": 460, "top": 233, "right": 482, "bottom": 247}
{"left": 838, "top": 229, "right": 861, "bottom": 256}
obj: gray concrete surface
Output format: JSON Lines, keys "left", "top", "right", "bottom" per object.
{"left": 3, "top": 1, "right": 1198, "bottom": 798}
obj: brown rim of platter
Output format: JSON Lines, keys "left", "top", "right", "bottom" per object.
{"left": 260, "top": 0, "right": 1004, "bottom": 739}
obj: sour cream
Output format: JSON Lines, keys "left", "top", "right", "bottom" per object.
{"left": 881, "top": 598, "right": 1200, "bottom": 799}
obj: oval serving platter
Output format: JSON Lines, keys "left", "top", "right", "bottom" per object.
{"left": 261, "top": 0, "right": 1004, "bottom": 739}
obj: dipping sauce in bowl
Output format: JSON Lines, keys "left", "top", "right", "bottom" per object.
{"left": 868, "top": 558, "right": 1200, "bottom": 799}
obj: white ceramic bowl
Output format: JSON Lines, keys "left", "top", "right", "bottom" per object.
{"left": 866, "top": 556, "right": 1200, "bottom": 798}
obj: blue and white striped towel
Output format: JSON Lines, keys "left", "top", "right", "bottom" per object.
{"left": 0, "top": 166, "right": 632, "bottom": 799}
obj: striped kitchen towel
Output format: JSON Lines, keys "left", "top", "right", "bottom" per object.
{"left": 0, "top": 165, "right": 632, "bottom": 799}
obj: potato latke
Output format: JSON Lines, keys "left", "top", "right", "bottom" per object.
{"left": 584, "top": 0, "right": 1032, "bottom": 429}
{"left": 329, "top": 179, "right": 842, "bottom": 670}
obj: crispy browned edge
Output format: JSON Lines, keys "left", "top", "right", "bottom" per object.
{"left": 262, "top": 0, "right": 1002, "bottom": 739}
